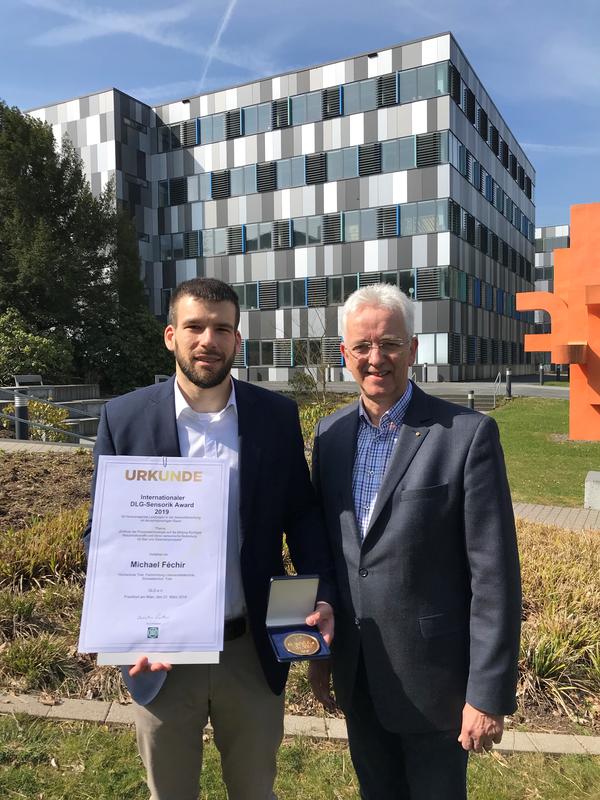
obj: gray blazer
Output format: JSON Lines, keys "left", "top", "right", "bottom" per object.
{"left": 312, "top": 383, "right": 521, "bottom": 734}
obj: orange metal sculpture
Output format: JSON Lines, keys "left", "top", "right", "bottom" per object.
{"left": 516, "top": 203, "right": 600, "bottom": 440}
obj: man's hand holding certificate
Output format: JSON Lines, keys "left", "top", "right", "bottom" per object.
{"left": 79, "top": 456, "right": 229, "bottom": 660}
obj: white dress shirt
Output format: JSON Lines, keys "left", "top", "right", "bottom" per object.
{"left": 174, "top": 379, "right": 245, "bottom": 620}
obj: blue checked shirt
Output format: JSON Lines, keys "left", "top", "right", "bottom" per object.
{"left": 352, "top": 382, "right": 413, "bottom": 540}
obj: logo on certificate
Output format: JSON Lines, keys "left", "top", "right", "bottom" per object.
{"left": 147, "top": 626, "right": 159, "bottom": 639}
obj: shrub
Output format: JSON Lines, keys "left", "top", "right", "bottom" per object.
{"left": 0, "top": 506, "right": 87, "bottom": 588}
{"left": 1, "top": 398, "right": 70, "bottom": 442}
{"left": 0, "top": 308, "right": 73, "bottom": 385}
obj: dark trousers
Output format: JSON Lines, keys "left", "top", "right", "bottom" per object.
{"left": 344, "top": 655, "right": 468, "bottom": 800}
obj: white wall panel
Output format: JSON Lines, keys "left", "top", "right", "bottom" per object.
{"left": 86, "top": 115, "right": 101, "bottom": 146}
{"left": 349, "top": 113, "right": 364, "bottom": 146}
{"left": 322, "top": 60, "right": 345, "bottom": 89}
{"left": 295, "top": 247, "right": 309, "bottom": 277}
{"left": 309, "top": 67, "right": 323, "bottom": 91}
{"left": 367, "top": 49, "right": 392, "bottom": 78}
{"left": 264, "top": 130, "right": 282, "bottom": 161}
{"left": 225, "top": 88, "right": 238, "bottom": 111}
{"left": 421, "top": 34, "right": 450, "bottom": 65}
{"left": 411, "top": 100, "right": 428, "bottom": 134}
{"left": 437, "top": 164, "right": 450, "bottom": 198}
{"left": 301, "top": 123, "right": 316, "bottom": 155}
{"left": 233, "top": 136, "right": 248, "bottom": 167}
{"left": 437, "top": 232, "right": 450, "bottom": 266}
{"left": 412, "top": 235, "right": 428, "bottom": 268}
{"left": 364, "top": 240, "right": 380, "bottom": 271}
{"left": 323, "top": 181, "right": 338, "bottom": 214}
{"left": 392, "top": 171, "right": 408, "bottom": 204}
{"left": 301, "top": 185, "right": 316, "bottom": 216}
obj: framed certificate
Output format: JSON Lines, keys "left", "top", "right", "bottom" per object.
{"left": 79, "top": 456, "right": 229, "bottom": 663}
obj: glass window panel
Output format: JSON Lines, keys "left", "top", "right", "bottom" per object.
{"left": 170, "top": 125, "right": 181, "bottom": 149}
{"left": 243, "top": 106, "right": 258, "bottom": 135}
{"left": 291, "top": 94, "right": 306, "bottom": 125}
{"left": 416, "top": 201, "right": 436, "bottom": 235}
{"left": 246, "top": 283, "right": 258, "bottom": 309}
{"left": 360, "top": 208, "right": 377, "bottom": 241}
{"left": 187, "top": 176, "right": 199, "bottom": 202}
{"left": 277, "top": 159, "right": 291, "bottom": 190}
{"left": 214, "top": 228, "right": 227, "bottom": 255}
{"left": 308, "top": 216, "right": 323, "bottom": 245}
{"left": 306, "top": 91, "right": 322, "bottom": 123}
{"left": 360, "top": 79, "right": 377, "bottom": 111}
{"left": 230, "top": 167, "right": 245, "bottom": 197}
{"left": 245, "top": 223, "right": 259, "bottom": 252}
{"left": 382, "top": 140, "right": 401, "bottom": 173}
{"left": 261, "top": 341, "right": 274, "bottom": 365}
{"left": 417, "top": 64, "right": 436, "bottom": 99}
{"left": 344, "top": 210, "right": 361, "bottom": 242}
{"left": 247, "top": 340, "right": 260, "bottom": 366}
{"left": 291, "top": 156, "right": 305, "bottom": 186}
{"left": 328, "top": 277, "right": 343, "bottom": 304}
{"left": 233, "top": 284, "right": 245, "bottom": 307}
{"left": 293, "top": 339, "right": 308, "bottom": 365}
{"left": 343, "top": 275, "right": 358, "bottom": 301}
{"left": 199, "top": 173, "right": 211, "bottom": 200}
{"left": 199, "top": 117, "right": 211, "bottom": 144}
{"left": 244, "top": 165, "right": 256, "bottom": 193}
{"left": 309, "top": 340, "right": 322, "bottom": 364}
{"left": 212, "top": 114, "right": 225, "bottom": 142}
{"left": 278, "top": 281, "right": 292, "bottom": 307}
{"left": 158, "top": 126, "right": 170, "bottom": 153}
{"left": 172, "top": 233, "right": 184, "bottom": 259}
{"left": 399, "top": 68, "right": 418, "bottom": 103}
{"left": 343, "top": 82, "right": 361, "bottom": 116}
{"left": 382, "top": 270, "right": 398, "bottom": 286}
{"left": 293, "top": 279, "right": 306, "bottom": 306}
{"left": 259, "top": 222, "right": 272, "bottom": 250}
{"left": 435, "top": 62, "right": 448, "bottom": 95}
{"left": 158, "top": 181, "right": 169, "bottom": 207}
{"left": 439, "top": 131, "right": 449, "bottom": 164}
{"left": 399, "top": 269, "right": 415, "bottom": 296}
{"left": 293, "top": 217, "right": 307, "bottom": 247}
{"left": 201, "top": 230, "right": 213, "bottom": 256}
{"left": 327, "top": 150, "right": 343, "bottom": 181}
{"left": 160, "top": 235, "right": 172, "bottom": 260}
{"left": 436, "top": 199, "right": 449, "bottom": 232}
{"left": 257, "top": 102, "right": 271, "bottom": 132}
{"left": 343, "top": 146, "right": 359, "bottom": 177}
{"left": 400, "top": 203, "right": 418, "bottom": 236}
{"left": 399, "top": 136, "right": 416, "bottom": 169}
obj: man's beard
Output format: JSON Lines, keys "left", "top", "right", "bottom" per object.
{"left": 174, "top": 346, "right": 236, "bottom": 390}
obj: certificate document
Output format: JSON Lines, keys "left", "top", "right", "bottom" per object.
{"left": 79, "top": 456, "right": 228, "bottom": 659}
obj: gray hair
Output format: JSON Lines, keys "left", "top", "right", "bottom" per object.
{"left": 341, "top": 284, "right": 415, "bottom": 339}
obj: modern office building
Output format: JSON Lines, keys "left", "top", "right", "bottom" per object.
{"left": 534, "top": 224, "right": 570, "bottom": 333}
{"left": 28, "top": 32, "right": 536, "bottom": 382}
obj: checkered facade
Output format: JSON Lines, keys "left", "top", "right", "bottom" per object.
{"left": 28, "top": 33, "right": 536, "bottom": 381}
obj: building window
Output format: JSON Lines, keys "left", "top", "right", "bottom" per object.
{"left": 291, "top": 91, "right": 321, "bottom": 125}
{"left": 230, "top": 165, "right": 257, "bottom": 196}
{"left": 381, "top": 137, "right": 416, "bottom": 172}
{"left": 200, "top": 114, "right": 226, "bottom": 144}
{"left": 158, "top": 181, "right": 169, "bottom": 207}
{"left": 202, "top": 228, "right": 227, "bottom": 257}
{"left": 242, "top": 102, "right": 271, "bottom": 135}
{"left": 233, "top": 282, "right": 258, "bottom": 310}
{"left": 276, "top": 156, "right": 305, "bottom": 189}
{"left": 247, "top": 340, "right": 274, "bottom": 366}
{"left": 158, "top": 126, "right": 171, "bottom": 153}
{"left": 245, "top": 222, "right": 272, "bottom": 252}
{"left": 278, "top": 279, "right": 307, "bottom": 307}
{"left": 160, "top": 235, "right": 172, "bottom": 261}
{"left": 328, "top": 275, "right": 358, "bottom": 305}
{"left": 343, "top": 78, "right": 377, "bottom": 115}
{"left": 327, "top": 146, "right": 359, "bottom": 180}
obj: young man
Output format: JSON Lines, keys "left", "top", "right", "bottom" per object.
{"left": 84, "top": 278, "right": 335, "bottom": 800}
{"left": 310, "top": 283, "right": 521, "bottom": 799}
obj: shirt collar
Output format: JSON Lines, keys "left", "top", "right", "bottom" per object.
{"left": 174, "top": 378, "right": 237, "bottom": 421}
{"left": 358, "top": 380, "right": 413, "bottom": 430}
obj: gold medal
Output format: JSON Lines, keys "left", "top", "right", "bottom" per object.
{"left": 283, "top": 632, "right": 321, "bottom": 656}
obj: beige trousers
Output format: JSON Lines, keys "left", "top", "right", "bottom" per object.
{"left": 133, "top": 630, "right": 284, "bottom": 800}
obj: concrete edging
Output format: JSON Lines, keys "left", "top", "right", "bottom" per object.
{"left": 0, "top": 693, "right": 598, "bottom": 755}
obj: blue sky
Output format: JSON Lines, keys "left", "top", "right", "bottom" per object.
{"left": 1, "top": 0, "right": 599, "bottom": 226}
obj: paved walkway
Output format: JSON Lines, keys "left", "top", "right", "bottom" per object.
{"left": 514, "top": 502, "right": 600, "bottom": 531}
{"left": 0, "top": 693, "right": 597, "bottom": 756}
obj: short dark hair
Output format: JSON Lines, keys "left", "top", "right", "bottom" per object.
{"left": 168, "top": 278, "right": 240, "bottom": 327}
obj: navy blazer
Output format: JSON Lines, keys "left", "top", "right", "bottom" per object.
{"left": 84, "top": 376, "right": 335, "bottom": 705}
{"left": 313, "top": 383, "right": 521, "bottom": 734}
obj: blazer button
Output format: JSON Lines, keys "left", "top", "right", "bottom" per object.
{"left": 354, "top": 617, "right": 361, "bottom": 627}
{"left": 359, "top": 568, "right": 368, "bottom": 577}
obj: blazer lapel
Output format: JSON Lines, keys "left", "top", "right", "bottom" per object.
{"left": 148, "top": 376, "right": 181, "bottom": 459}
{"left": 329, "top": 404, "right": 362, "bottom": 545}
{"left": 364, "top": 384, "right": 432, "bottom": 538}
{"left": 233, "top": 379, "right": 260, "bottom": 539}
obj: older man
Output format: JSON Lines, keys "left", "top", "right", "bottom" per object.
{"left": 310, "top": 283, "right": 520, "bottom": 799}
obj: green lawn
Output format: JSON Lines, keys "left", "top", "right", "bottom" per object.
{"left": 490, "top": 398, "right": 599, "bottom": 506}
{"left": 0, "top": 717, "right": 598, "bottom": 800}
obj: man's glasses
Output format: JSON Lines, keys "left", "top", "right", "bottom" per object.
{"left": 346, "top": 338, "right": 412, "bottom": 358}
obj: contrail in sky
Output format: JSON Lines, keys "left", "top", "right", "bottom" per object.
{"left": 199, "top": 0, "right": 239, "bottom": 89}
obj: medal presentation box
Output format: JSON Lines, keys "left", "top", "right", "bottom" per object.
{"left": 266, "top": 575, "right": 330, "bottom": 663}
